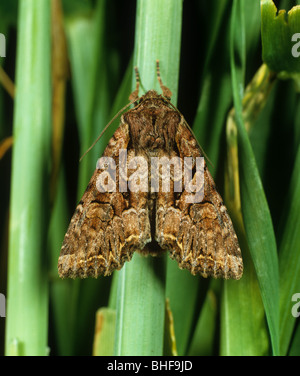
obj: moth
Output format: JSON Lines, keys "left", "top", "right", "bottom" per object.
{"left": 58, "top": 61, "right": 243, "bottom": 280}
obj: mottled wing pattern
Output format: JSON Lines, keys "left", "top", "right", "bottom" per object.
{"left": 58, "top": 122, "right": 151, "bottom": 278}
{"left": 156, "top": 121, "right": 243, "bottom": 279}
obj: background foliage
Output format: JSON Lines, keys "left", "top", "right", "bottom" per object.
{"left": 0, "top": 0, "right": 300, "bottom": 356}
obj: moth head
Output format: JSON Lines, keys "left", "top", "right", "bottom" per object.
{"left": 138, "top": 90, "right": 172, "bottom": 107}
{"left": 142, "top": 89, "right": 160, "bottom": 99}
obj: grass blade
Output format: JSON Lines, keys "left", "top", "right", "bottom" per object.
{"left": 114, "top": 0, "right": 183, "bottom": 356}
{"left": 193, "top": 0, "right": 232, "bottom": 167}
{"left": 187, "top": 289, "right": 217, "bottom": 356}
{"left": 221, "top": 63, "right": 276, "bottom": 356}
{"left": 288, "top": 321, "right": 300, "bottom": 356}
{"left": 261, "top": 0, "right": 300, "bottom": 80}
{"left": 230, "top": 0, "right": 279, "bottom": 355}
{"left": 279, "top": 144, "right": 300, "bottom": 355}
{"left": 93, "top": 307, "right": 116, "bottom": 356}
{"left": 5, "top": 0, "right": 51, "bottom": 356}
{"left": 114, "top": 255, "right": 166, "bottom": 355}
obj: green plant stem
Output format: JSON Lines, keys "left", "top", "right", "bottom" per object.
{"left": 279, "top": 143, "right": 300, "bottom": 355}
{"left": 230, "top": 0, "right": 279, "bottom": 355}
{"left": 113, "top": 0, "right": 183, "bottom": 356}
{"left": 5, "top": 0, "right": 51, "bottom": 356}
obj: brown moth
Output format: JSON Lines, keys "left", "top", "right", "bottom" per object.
{"left": 58, "top": 62, "right": 243, "bottom": 280}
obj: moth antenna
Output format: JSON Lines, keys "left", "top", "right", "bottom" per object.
{"left": 156, "top": 60, "right": 172, "bottom": 100}
{"left": 79, "top": 99, "right": 136, "bottom": 162}
{"left": 129, "top": 66, "right": 140, "bottom": 102}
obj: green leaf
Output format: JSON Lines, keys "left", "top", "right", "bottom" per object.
{"left": 230, "top": 0, "right": 280, "bottom": 356}
{"left": 48, "top": 172, "right": 76, "bottom": 356}
{"left": 114, "top": 254, "right": 166, "bottom": 356}
{"left": 187, "top": 289, "right": 217, "bottom": 356}
{"left": 4, "top": 0, "right": 300, "bottom": 357}
{"left": 5, "top": 0, "right": 52, "bottom": 356}
{"left": 278, "top": 144, "right": 300, "bottom": 355}
{"left": 221, "top": 245, "right": 269, "bottom": 356}
{"left": 113, "top": 0, "right": 183, "bottom": 356}
{"left": 64, "top": 0, "right": 109, "bottom": 194}
{"left": 221, "top": 63, "right": 276, "bottom": 356}
{"left": 93, "top": 308, "right": 116, "bottom": 356}
{"left": 261, "top": 0, "right": 300, "bottom": 87}
{"left": 165, "top": 261, "right": 201, "bottom": 355}
{"left": 288, "top": 321, "right": 300, "bottom": 356}
{"left": 56, "top": 0, "right": 112, "bottom": 356}
{"left": 132, "top": 0, "right": 182, "bottom": 104}
{"left": 163, "top": 298, "right": 178, "bottom": 356}
{"left": 193, "top": 0, "right": 233, "bottom": 168}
